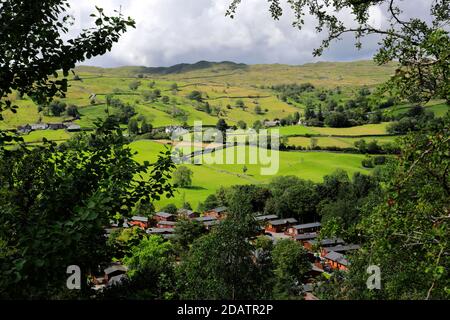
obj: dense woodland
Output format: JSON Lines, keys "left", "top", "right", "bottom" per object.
{"left": 0, "top": 0, "right": 448, "bottom": 300}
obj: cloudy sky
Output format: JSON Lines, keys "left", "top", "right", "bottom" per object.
{"left": 66, "top": 0, "right": 431, "bottom": 67}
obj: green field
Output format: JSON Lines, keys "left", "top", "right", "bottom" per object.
{"left": 2, "top": 60, "right": 447, "bottom": 209}
{"left": 287, "top": 135, "right": 398, "bottom": 148}
{"left": 130, "top": 140, "right": 371, "bottom": 209}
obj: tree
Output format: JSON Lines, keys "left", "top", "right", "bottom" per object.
{"left": 242, "top": 165, "right": 248, "bottom": 175}
{"left": 170, "top": 83, "right": 178, "bottom": 92}
{"left": 252, "top": 120, "right": 263, "bottom": 131}
{"left": 177, "top": 218, "right": 272, "bottom": 299}
{"left": 237, "top": 120, "right": 247, "bottom": 130}
{"left": 129, "top": 80, "right": 141, "bottom": 91}
{"left": 121, "top": 235, "right": 176, "bottom": 299}
{"left": 254, "top": 105, "right": 263, "bottom": 115}
{"left": 107, "top": 227, "right": 145, "bottom": 260}
{"left": 128, "top": 118, "right": 139, "bottom": 135}
{"left": 272, "top": 239, "right": 311, "bottom": 299}
{"left": 161, "top": 204, "right": 178, "bottom": 215}
{"left": 0, "top": 118, "right": 175, "bottom": 299}
{"left": 197, "top": 194, "right": 219, "bottom": 212}
{"left": 140, "top": 120, "right": 153, "bottom": 134}
{"left": 48, "top": 100, "right": 66, "bottom": 116}
{"left": 228, "top": 0, "right": 449, "bottom": 103}
{"left": 320, "top": 115, "right": 450, "bottom": 299}
{"left": 324, "top": 112, "right": 349, "bottom": 128}
{"left": 0, "top": 1, "right": 135, "bottom": 145}
{"left": 134, "top": 200, "right": 155, "bottom": 219}
{"left": 173, "top": 165, "right": 193, "bottom": 188}
{"left": 235, "top": 99, "right": 245, "bottom": 109}
{"left": 265, "top": 176, "right": 319, "bottom": 222}
{"left": 66, "top": 104, "right": 80, "bottom": 118}
{"left": 187, "top": 90, "right": 203, "bottom": 102}
{"left": 172, "top": 219, "right": 206, "bottom": 255}
{"left": 161, "top": 96, "right": 170, "bottom": 104}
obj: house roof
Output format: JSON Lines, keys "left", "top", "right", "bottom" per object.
{"left": 325, "top": 251, "right": 349, "bottom": 266}
{"left": 104, "top": 264, "right": 128, "bottom": 275}
{"left": 255, "top": 214, "right": 278, "bottom": 221}
{"left": 107, "top": 274, "right": 127, "bottom": 287}
{"left": 307, "top": 238, "right": 345, "bottom": 247}
{"left": 291, "top": 222, "right": 321, "bottom": 230}
{"left": 194, "top": 216, "right": 217, "bottom": 222}
{"left": 178, "top": 208, "right": 195, "bottom": 215}
{"left": 157, "top": 221, "right": 177, "bottom": 226}
{"left": 268, "top": 218, "right": 298, "bottom": 226}
{"left": 294, "top": 233, "right": 318, "bottom": 241}
{"left": 131, "top": 216, "right": 149, "bottom": 223}
{"left": 156, "top": 212, "right": 174, "bottom": 218}
{"left": 210, "top": 206, "right": 228, "bottom": 213}
{"left": 146, "top": 228, "right": 175, "bottom": 234}
{"left": 326, "top": 244, "right": 361, "bottom": 253}
{"left": 66, "top": 124, "right": 81, "bottom": 130}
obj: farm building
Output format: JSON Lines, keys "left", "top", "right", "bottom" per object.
{"left": 66, "top": 123, "right": 81, "bottom": 132}
{"left": 263, "top": 120, "right": 280, "bottom": 127}
{"left": 48, "top": 123, "right": 65, "bottom": 130}
{"left": 265, "top": 218, "right": 298, "bottom": 233}
{"left": 30, "top": 123, "right": 49, "bottom": 131}
{"left": 286, "top": 222, "right": 321, "bottom": 236}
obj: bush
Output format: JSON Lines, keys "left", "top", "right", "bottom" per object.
{"left": 362, "top": 158, "right": 374, "bottom": 168}
{"left": 373, "top": 155, "right": 387, "bottom": 165}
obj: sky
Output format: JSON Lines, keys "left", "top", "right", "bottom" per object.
{"left": 66, "top": 0, "right": 432, "bottom": 68}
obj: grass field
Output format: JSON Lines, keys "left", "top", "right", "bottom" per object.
{"left": 22, "top": 129, "right": 73, "bottom": 144}
{"left": 287, "top": 135, "right": 398, "bottom": 148}
{"left": 130, "top": 140, "right": 371, "bottom": 209}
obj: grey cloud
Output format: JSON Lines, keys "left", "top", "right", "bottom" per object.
{"left": 67, "top": 0, "right": 433, "bottom": 67}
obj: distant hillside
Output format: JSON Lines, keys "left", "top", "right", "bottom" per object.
{"left": 75, "top": 60, "right": 396, "bottom": 88}
{"left": 142, "top": 61, "right": 247, "bottom": 75}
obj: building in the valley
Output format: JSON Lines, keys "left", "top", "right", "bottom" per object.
{"left": 129, "top": 216, "right": 150, "bottom": 229}
{"left": 286, "top": 222, "right": 321, "bottom": 236}
{"left": 321, "top": 244, "right": 361, "bottom": 257}
{"left": 17, "top": 124, "right": 32, "bottom": 134}
{"left": 194, "top": 216, "right": 218, "bottom": 229}
{"left": 303, "top": 238, "right": 345, "bottom": 251}
{"left": 324, "top": 251, "right": 349, "bottom": 271}
{"left": 265, "top": 218, "right": 298, "bottom": 233}
{"left": 204, "top": 206, "right": 228, "bottom": 220}
{"left": 177, "top": 208, "right": 198, "bottom": 219}
{"left": 155, "top": 212, "right": 176, "bottom": 222}
{"left": 156, "top": 220, "right": 177, "bottom": 229}
{"left": 65, "top": 123, "right": 81, "bottom": 132}
{"left": 293, "top": 233, "right": 318, "bottom": 244}
{"left": 146, "top": 228, "right": 175, "bottom": 236}
{"left": 255, "top": 214, "right": 278, "bottom": 223}
{"left": 263, "top": 120, "right": 280, "bottom": 127}
{"left": 48, "top": 123, "right": 66, "bottom": 130}
{"left": 30, "top": 123, "right": 49, "bottom": 131}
